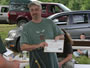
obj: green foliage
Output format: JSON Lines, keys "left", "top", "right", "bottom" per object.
{"left": 39, "top": 0, "right": 59, "bottom": 2}
{"left": 59, "top": 0, "right": 69, "bottom": 6}
{"left": 68, "top": 0, "right": 77, "bottom": 10}
{"left": 39, "top": 0, "right": 90, "bottom": 10}
{"left": 81, "top": 0, "right": 90, "bottom": 10}
{"left": 0, "top": 0, "right": 9, "bottom": 5}
{"left": 1, "top": 0, "right": 90, "bottom": 10}
{"left": 73, "top": 55, "right": 90, "bottom": 64}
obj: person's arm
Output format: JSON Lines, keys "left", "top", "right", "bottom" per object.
{"left": 58, "top": 54, "right": 72, "bottom": 68}
{"left": 77, "top": 49, "right": 83, "bottom": 54}
{"left": 0, "top": 54, "right": 20, "bottom": 68}
{"left": 21, "top": 42, "right": 48, "bottom": 51}
{"left": 0, "top": 54, "right": 6, "bottom": 68}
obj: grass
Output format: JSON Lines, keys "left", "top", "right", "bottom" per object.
{"left": 0, "top": 24, "right": 16, "bottom": 41}
{"left": 73, "top": 55, "right": 90, "bottom": 64}
{"left": 26, "top": 65, "right": 30, "bottom": 68}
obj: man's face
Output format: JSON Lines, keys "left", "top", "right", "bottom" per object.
{"left": 29, "top": 5, "right": 42, "bottom": 20}
{"left": 80, "top": 35, "right": 86, "bottom": 39}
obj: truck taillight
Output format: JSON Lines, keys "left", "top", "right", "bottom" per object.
{"left": 8, "top": 11, "right": 17, "bottom": 18}
{"left": 8, "top": 12, "right": 10, "bottom": 18}
{"left": 9, "top": 11, "right": 16, "bottom": 15}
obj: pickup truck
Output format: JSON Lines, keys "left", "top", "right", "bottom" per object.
{"left": 8, "top": 2, "right": 71, "bottom": 26}
{"left": 0, "top": 5, "right": 9, "bottom": 23}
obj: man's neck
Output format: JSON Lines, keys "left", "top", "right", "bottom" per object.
{"left": 32, "top": 18, "right": 42, "bottom": 23}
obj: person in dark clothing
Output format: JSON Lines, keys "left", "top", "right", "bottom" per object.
{"left": 57, "top": 29, "right": 74, "bottom": 68}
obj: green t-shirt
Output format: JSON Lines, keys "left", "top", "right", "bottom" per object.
{"left": 20, "top": 18, "right": 64, "bottom": 68}
{"left": 20, "top": 18, "right": 63, "bottom": 45}
{"left": 0, "top": 37, "right": 6, "bottom": 54}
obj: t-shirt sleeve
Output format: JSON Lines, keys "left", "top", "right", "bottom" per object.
{"left": 0, "top": 37, "right": 7, "bottom": 54}
{"left": 51, "top": 20, "right": 64, "bottom": 36}
{"left": 20, "top": 27, "right": 30, "bottom": 46}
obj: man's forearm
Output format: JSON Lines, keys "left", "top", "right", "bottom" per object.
{"left": 21, "top": 44, "right": 40, "bottom": 51}
{"left": 0, "top": 54, "right": 20, "bottom": 68}
{"left": 60, "top": 54, "right": 72, "bottom": 64}
{"left": 0, "top": 54, "right": 13, "bottom": 68}
{"left": 21, "top": 42, "right": 48, "bottom": 51}
{"left": 0, "top": 54, "right": 7, "bottom": 67}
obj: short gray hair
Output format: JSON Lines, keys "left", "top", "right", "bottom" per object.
{"left": 28, "top": 1, "right": 42, "bottom": 9}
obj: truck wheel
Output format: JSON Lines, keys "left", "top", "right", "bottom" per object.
{"left": 17, "top": 19, "right": 27, "bottom": 27}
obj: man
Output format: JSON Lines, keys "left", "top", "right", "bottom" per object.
{"left": 20, "top": 1, "right": 64, "bottom": 68}
{"left": 0, "top": 37, "right": 20, "bottom": 68}
{"left": 73, "top": 33, "right": 88, "bottom": 57}
{"left": 57, "top": 29, "right": 74, "bottom": 68}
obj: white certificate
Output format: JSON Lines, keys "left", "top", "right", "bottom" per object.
{"left": 44, "top": 39, "right": 64, "bottom": 53}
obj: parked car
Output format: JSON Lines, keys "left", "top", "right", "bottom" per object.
{"left": 8, "top": 1, "right": 71, "bottom": 26}
{"left": 48, "top": 10, "right": 90, "bottom": 39}
{"left": 0, "top": 5, "right": 9, "bottom": 23}
{"left": 5, "top": 10, "right": 90, "bottom": 52}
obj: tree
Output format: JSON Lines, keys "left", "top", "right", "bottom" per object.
{"left": 0, "top": 0, "right": 9, "bottom": 5}
{"left": 1, "top": 0, "right": 90, "bottom": 10}
{"left": 81, "top": 0, "right": 90, "bottom": 10}
{"left": 68, "top": 0, "right": 81, "bottom": 10}
{"left": 59, "top": 0, "right": 69, "bottom": 6}
{"left": 39, "top": 0, "right": 59, "bottom": 2}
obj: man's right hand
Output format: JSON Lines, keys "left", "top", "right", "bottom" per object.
{"left": 39, "top": 42, "right": 48, "bottom": 48}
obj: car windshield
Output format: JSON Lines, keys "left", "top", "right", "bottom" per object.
{"left": 9, "top": 4, "right": 29, "bottom": 11}
{"left": 9, "top": 0, "right": 31, "bottom": 11}
{"left": 10, "top": 0, "right": 31, "bottom": 4}
{"left": 58, "top": 4, "right": 71, "bottom": 12}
